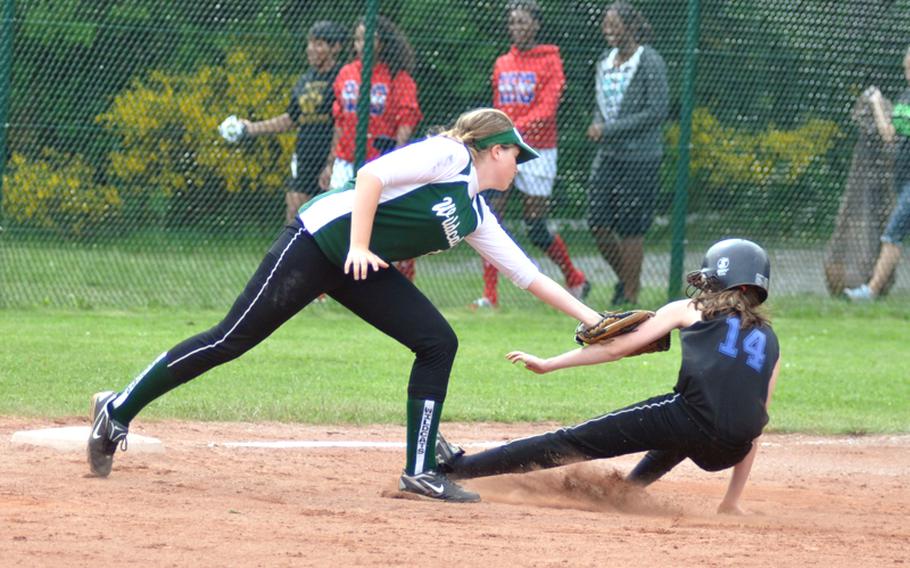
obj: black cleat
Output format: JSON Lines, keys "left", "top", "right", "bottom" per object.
{"left": 435, "top": 432, "right": 465, "bottom": 473}
{"left": 87, "top": 391, "right": 129, "bottom": 477}
{"left": 398, "top": 470, "right": 480, "bottom": 503}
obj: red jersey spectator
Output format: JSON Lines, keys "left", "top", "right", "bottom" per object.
{"left": 493, "top": 43, "right": 563, "bottom": 150}
{"left": 321, "top": 15, "right": 423, "bottom": 282}
{"left": 475, "top": 0, "right": 588, "bottom": 309}
{"left": 322, "top": 16, "right": 422, "bottom": 191}
{"left": 331, "top": 59, "right": 421, "bottom": 164}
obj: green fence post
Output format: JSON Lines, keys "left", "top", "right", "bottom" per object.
{"left": 354, "top": 0, "right": 380, "bottom": 169}
{"left": 667, "top": 0, "right": 700, "bottom": 300}
{"left": 0, "top": 0, "right": 14, "bottom": 215}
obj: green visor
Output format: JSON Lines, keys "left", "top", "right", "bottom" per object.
{"left": 475, "top": 127, "right": 541, "bottom": 164}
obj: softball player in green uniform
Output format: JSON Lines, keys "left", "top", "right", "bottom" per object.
{"left": 87, "top": 107, "right": 602, "bottom": 502}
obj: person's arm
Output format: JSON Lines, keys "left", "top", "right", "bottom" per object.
{"left": 319, "top": 125, "right": 342, "bottom": 190}
{"left": 395, "top": 124, "right": 414, "bottom": 148}
{"left": 391, "top": 72, "right": 422, "bottom": 144}
{"left": 241, "top": 113, "right": 295, "bottom": 137}
{"left": 526, "top": 275, "right": 601, "bottom": 328}
{"left": 344, "top": 170, "right": 390, "bottom": 280}
{"left": 506, "top": 300, "right": 692, "bottom": 374}
{"left": 464, "top": 204, "right": 599, "bottom": 327}
{"left": 588, "top": 54, "right": 608, "bottom": 141}
{"left": 716, "top": 356, "right": 782, "bottom": 514}
{"left": 868, "top": 87, "right": 896, "bottom": 144}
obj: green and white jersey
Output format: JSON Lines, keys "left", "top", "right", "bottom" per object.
{"left": 298, "top": 136, "right": 541, "bottom": 289}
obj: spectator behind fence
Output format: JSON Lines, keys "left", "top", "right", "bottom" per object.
{"left": 823, "top": 85, "right": 896, "bottom": 296}
{"left": 474, "top": 0, "right": 589, "bottom": 309}
{"left": 845, "top": 46, "right": 910, "bottom": 301}
{"left": 323, "top": 15, "right": 423, "bottom": 281}
{"left": 219, "top": 21, "right": 347, "bottom": 224}
{"left": 587, "top": 2, "right": 667, "bottom": 306}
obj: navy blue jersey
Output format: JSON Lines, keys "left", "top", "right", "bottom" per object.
{"left": 675, "top": 314, "right": 780, "bottom": 445}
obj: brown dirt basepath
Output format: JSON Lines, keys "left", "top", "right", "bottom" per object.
{"left": 1, "top": 417, "right": 907, "bottom": 567}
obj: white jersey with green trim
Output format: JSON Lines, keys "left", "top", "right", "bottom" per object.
{"left": 298, "top": 136, "right": 541, "bottom": 289}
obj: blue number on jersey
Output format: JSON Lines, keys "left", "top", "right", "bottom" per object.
{"left": 717, "top": 316, "right": 767, "bottom": 372}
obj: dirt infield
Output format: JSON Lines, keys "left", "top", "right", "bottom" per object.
{"left": 2, "top": 417, "right": 907, "bottom": 567}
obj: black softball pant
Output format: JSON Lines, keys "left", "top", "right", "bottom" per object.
{"left": 449, "top": 393, "right": 752, "bottom": 484}
{"left": 163, "top": 225, "right": 457, "bottom": 401}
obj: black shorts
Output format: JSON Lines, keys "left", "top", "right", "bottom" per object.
{"left": 588, "top": 153, "right": 661, "bottom": 237}
{"left": 287, "top": 152, "right": 325, "bottom": 197}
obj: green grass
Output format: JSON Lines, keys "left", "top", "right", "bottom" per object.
{"left": 1, "top": 299, "right": 907, "bottom": 434}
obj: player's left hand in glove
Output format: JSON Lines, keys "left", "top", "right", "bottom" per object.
{"left": 219, "top": 115, "right": 248, "bottom": 143}
{"left": 574, "top": 309, "right": 671, "bottom": 355}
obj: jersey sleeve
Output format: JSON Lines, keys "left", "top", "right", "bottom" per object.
{"left": 464, "top": 197, "right": 541, "bottom": 289}
{"left": 358, "top": 137, "right": 469, "bottom": 188}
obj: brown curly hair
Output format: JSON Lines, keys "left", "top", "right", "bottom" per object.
{"left": 689, "top": 286, "right": 770, "bottom": 329}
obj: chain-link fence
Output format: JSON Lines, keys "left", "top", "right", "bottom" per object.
{"left": 2, "top": 0, "right": 909, "bottom": 309}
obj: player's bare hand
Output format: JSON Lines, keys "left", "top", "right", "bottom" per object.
{"left": 716, "top": 501, "right": 747, "bottom": 516}
{"left": 586, "top": 123, "right": 603, "bottom": 142}
{"left": 506, "top": 351, "right": 550, "bottom": 374}
{"left": 344, "top": 246, "right": 389, "bottom": 280}
{"left": 318, "top": 164, "right": 333, "bottom": 191}
{"left": 864, "top": 85, "right": 882, "bottom": 102}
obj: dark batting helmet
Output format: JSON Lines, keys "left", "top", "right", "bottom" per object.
{"left": 686, "top": 238, "right": 770, "bottom": 303}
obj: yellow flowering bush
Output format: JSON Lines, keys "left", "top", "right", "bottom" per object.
{"left": 97, "top": 48, "right": 294, "bottom": 219}
{"left": 3, "top": 150, "right": 122, "bottom": 238}
{"left": 667, "top": 107, "right": 841, "bottom": 191}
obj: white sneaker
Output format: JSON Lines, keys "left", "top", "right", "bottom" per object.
{"left": 470, "top": 297, "right": 496, "bottom": 309}
{"left": 844, "top": 284, "right": 875, "bottom": 302}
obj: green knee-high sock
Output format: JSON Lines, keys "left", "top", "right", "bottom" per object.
{"left": 108, "top": 353, "right": 178, "bottom": 426}
{"left": 405, "top": 398, "right": 443, "bottom": 475}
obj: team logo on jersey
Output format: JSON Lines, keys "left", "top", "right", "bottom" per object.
{"left": 296, "top": 81, "right": 330, "bottom": 125}
{"left": 432, "top": 196, "right": 462, "bottom": 248}
{"left": 341, "top": 80, "right": 389, "bottom": 115}
{"left": 498, "top": 71, "right": 538, "bottom": 105}
{"left": 716, "top": 257, "right": 730, "bottom": 276}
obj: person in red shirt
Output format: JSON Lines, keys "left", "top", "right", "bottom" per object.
{"left": 475, "top": 0, "right": 589, "bottom": 308}
{"left": 321, "top": 15, "right": 423, "bottom": 280}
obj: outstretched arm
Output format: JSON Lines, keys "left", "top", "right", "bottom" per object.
{"left": 507, "top": 299, "right": 694, "bottom": 373}
{"left": 527, "top": 275, "right": 601, "bottom": 328}
{"left": 241, "top": 113, "right": 295, "bottom": 136}
{"left": 868, "top": 88, "right": 896, "bottom": 144}
{"left": 717, "top": 357, "right": 781, "bottom": 514}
